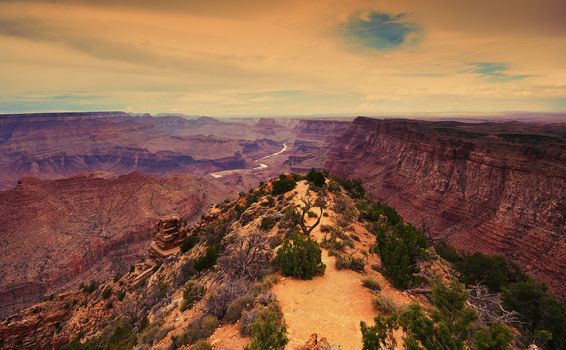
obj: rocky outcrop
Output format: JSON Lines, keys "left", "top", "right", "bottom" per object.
{"left": 325, "top": 117, "right": 566, "bottom": 298}
{"left": 148, "top": 215, "right": 189, "bottom": 261}
{"left": 0, "top": 172, "right": 237, "bottom": 319}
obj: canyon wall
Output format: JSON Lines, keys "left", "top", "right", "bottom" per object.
{"left": 0, "top": 113, "right": 285, "bottom": 190}
{"left": 325, "top": 117, "right": 565, "bottom": 298}
{"left": 0, "top": 172, "right": 239, "bottom": 319}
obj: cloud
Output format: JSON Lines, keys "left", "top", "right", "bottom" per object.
{"left": 469, "top": 62, "right": 535, "bottom": 82}
{"left": 342, "top": 11, "right": 422, "bottom": 51}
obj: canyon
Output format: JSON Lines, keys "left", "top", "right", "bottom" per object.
{"left": 325, "top": 117, "right": 566, "bottom": 298}
{"left": 0, "top": 172, "right": 239, "bottom": 319}
{"left": 0, "top": 112, "right": 564, "bottom": 322}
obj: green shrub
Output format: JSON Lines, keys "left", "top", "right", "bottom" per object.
{"left": 259, "top": 216, "right": 278, "bottom": 231}
{"left": 271, "top": 175, "right": 296, "bottom": 195}
{"left": 101, "top": 286, "right": 112, "bottom": 299}
{"left": 473, "top": 323, "right": 514, "bottom": 350}
{"left": 502, "top": 280, "right": 566, "bottom": 349}
{"left": 188, "top": 340, "right": 213, "bottom": 350}
{"left": 107, "top": 326, "right": 136, "bottom": 350}
{"left": 79, "top": 281, "right": 99, "bottom": 294}
{"left": 362, "top": 278, "right": 381, "bottom": 292}
{"left": 358, "top": 200, "right": 401, "bottom": 225}
{"left": 335, "top": 177, "right": 365, "bottom": 199}
{"left": 180, "top": 281, "right": 206, "bottom": 311}
{"left": 363, "top": 280, "right": 479, "bottom": 350}
{"left": 183, "top": 315, "right": 219, "bottom": 344}
{"left": 116, "top": 290, "right": 126, "bottom": 301}
{"left": 244, "top": 309, "right": 288, "bottom": 350}
{"left": 194, "top": 245, "right": 220, "bottom": 272}
{"left": 374, "top": 223, "right": 428, "bottom": 289}
{"left": 224, "top": 295, "right": 255, "bottom": 323}
{"left": 275, "top": 234, "right": 325, "bottom": 279}
{"left": 180, "top": 235, "right": 198, "bottom": 253}
{"left": 305, "top": 168, "right": 326, "bottom": 187}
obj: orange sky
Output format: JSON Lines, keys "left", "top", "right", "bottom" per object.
{"left": 0, "top": 0, "right": 565, "bottom": 116}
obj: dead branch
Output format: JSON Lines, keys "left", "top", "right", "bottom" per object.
{"left": 298, "top": 195, "right": 323, "bottom": 236}
{"left": 467, "top": 282, "right": 521, "bottom": 324}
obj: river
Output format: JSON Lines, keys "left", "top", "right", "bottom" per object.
{"left": 209, "top": 143, "right": 287, "bottom": 178}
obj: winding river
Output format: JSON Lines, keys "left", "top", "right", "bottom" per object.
{"left": 209, "top": 143, "right": 288, "bottom": 178}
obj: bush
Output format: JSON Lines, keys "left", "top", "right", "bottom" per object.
{"left": 79, "top": 281, "right": 99, "bottom": 294}
{"left": 275, "top": 234, "right": 325, "bottom": 279}
{"left": 107, "top": 326, "right": 136, "bottom": 350}
{"left": 271, "top": 175, "right": 296, "bottom": 195}
{"left": 206, "top": 280, "right": 249, "bottom": 319}
{"left": 224, "top": 295, "right": 255, "bottom": 323}
{"left": 473, "top": 323, "right": 514, "bottom": 350}
{"left": 259, "top": 216, "right": 278, "bottom": 231}
{"left": 363, "top": 280, "right": 479, "bottom": 350}
{"left": 502, "top": 280, "right": 566, "bottom": 349}
{"left": 240, "top": 294, "right": 284, "bottom": 337}
{"left": 101, "top": 286, "right": 112, "bottom": 299}
{"left": 183, "top": 315, "right": 219, "bottom": 344}
{"left": 305, "top": 168, "right": 326, "bottom": 187}
{"left": 180, "top": 281, "right": 206, "bottom": 311}
{"left": 362, "top": 278, "right": 381, "bottom": 292}
{"left": 335, "top": 254, "right": 366, "bottom": 272}
{"left": 217, "top": 231, "right": 273, "bottom": 281}
{"left": 180, "top": 236, "right": 198, "bottom": 253}
{"left": 335, "top": 177, "right": 364, "bottom": 199}
{"left": 357, "top": 200, "right": 400, "bottom": 225}
{"left": 374, "top": 223, "right": 428, "bottom": 289}
{"left": 188, "top": 340, "right": 213, "bottom": 350}
{"left": 244, "top": 309, "right": 288, "bottom": 350}
{"left": 372, "top": 295, "right": 402, "bottom": 314}
{"left": 194, "top": 245, "right": 220, "bottom": 272}
{"left": 435, "top": 242, "right": 527, "bottom": 293}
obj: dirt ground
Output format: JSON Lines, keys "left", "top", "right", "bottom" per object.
{"left": 273, "top": 250, "right": 376, "bottom": 350}
{"left": 272, "top": 180, "right": 414, "bottom": 350}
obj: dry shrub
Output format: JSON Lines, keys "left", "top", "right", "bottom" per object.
{"left": 372, "top": 294, "right": 403, "bottom": 314}
{"left": 217, "top": 231, "right": 273, "bottom": 281}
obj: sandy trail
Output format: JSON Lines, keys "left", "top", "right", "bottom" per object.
{"left": 273, "top": 251, "right": 376, "bottom": 350}
{"left": 272, "top": 181, "right": 377, "bottom": 349}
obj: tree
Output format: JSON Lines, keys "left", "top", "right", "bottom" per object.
{"left": 217, "top": 231, "right": 273, "bottom": 280}
{"left": 375, "top": 223, "right": 428, "bottom": 289}
{"left": 502, "top": 280, "right": 566, "bottom": 349}
{"left": 275, "top": 234, "right": 325, "bottom": 279}
{"left": 271, "top": 174, "right": 296, "bottom": 195}
{"left": 473, "top": 323, "right": 514, "bottom": 350}
{"left": 194, "top": 245, "right": 220, "bottom": 272}
{"left": 305, "top": 168, "right": 326, "bottom": 187}
{"left": 298, "top": 194, "right": 323, "bottom": 236}
{"left": 360, "top": 280, "right": 479, "bottom": 350}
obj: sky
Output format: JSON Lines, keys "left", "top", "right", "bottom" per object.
{"left": 0, "top": 0, "right": 565, "bottom": 116}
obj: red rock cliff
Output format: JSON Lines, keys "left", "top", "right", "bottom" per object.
{"left": 325, "top": 117, "right": 565, "bottom": 298}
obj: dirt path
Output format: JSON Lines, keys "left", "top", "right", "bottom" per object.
{"left": 272, "top": 181, "right": 376, "bottom": 349}
{"left": 273, "top": 251, "right": 376, "bottom": 349}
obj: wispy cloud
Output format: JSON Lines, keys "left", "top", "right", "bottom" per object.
{"left": 342, "top": 11, "right": 422, "bottom": 51}
{"left": 469, "top": 62, "right": 535, "bottom": 82}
